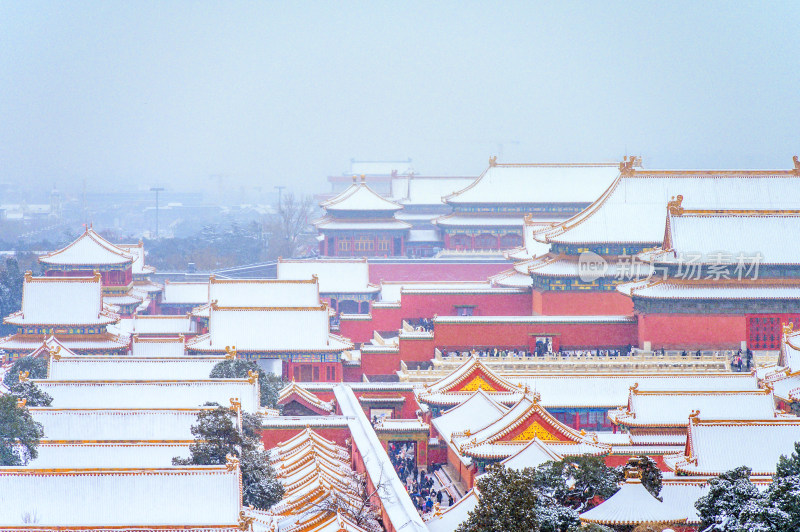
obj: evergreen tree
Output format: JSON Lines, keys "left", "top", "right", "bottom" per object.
{"left": 695, "top": 466, "right": 762, "bottom": 531}
{"left": 3, "top": 356, "right": 49, "bottom": 387}
{"left": 456, "top": 465, "right": 579, "bottom": 532}
{"left": 9, "top": 381, "right": 53, "bottom": 407}
{"left": 532, "top": 456, "right": 621, "bottom": 512}
{"left": 209, "top": 359, "right": 283, "bottom": 408}
{"left": 0, "top": 394, "right": 44, "bottom": 465}
{"left": 0, "top": 257, "right": 25, "bottom": 335}
{"left": 627, "top": 455, "right": 663, "bottom": 499}
{"left": 172, "top": 405, "right": 283, "bottom": 510}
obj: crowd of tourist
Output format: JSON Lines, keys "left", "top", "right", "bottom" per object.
{"left": 387, "top": 442, "right": 452, "bottom": 516}
{"left": 407, "top": 318, "right": 434, "bottom": 332}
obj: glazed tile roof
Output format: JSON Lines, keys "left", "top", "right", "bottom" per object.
{"left": 277, "top": 258, "right": 379, "bottom": 294}
{"left": 669, "top": 418, "right": 800, "bottom": 476}
{"left": 29, "top": 407, "right": 214, "bottom": 440}
{"left": 618, "top": 278, "right": 800, "bottom": 300}
{"left": 609, "top": 387, "right": 780, "bottom": 428}
{"left": 117, "top": 242, "right": 156, "bottom": 275}
{"left": 48, "top": 353, "right": 227, "bottom": 381}
{"left": 536, "top": 168, "right": 800, "bottom": 246}
{"left": 5, "top": 274, "right": 118, "bottom": 326}
{"left": 425, "top": 487, "right": 479, "bottom": 532}
{"left": 431, "top": 389, "right": 509, "bottom": 443}
{"left": 28, "top": 440, "right": 195, "bottom": 468}
{"left": 320, "top": 179, "right": 403, "bottom": 212}
{"left": 579, "top": 477, "right": 689, "bottom": 526}
{"left": 39, "top": 228, "right": 133, "bottom": 266}
{"left": 500, "top": 438, "right": 563, "bottom": 470}
{"left": 444, "top": 162, "right": 621, "bottom": 205}
{"left": 186, "top": 305, "right": 352, "bottom": 353}
{"left": 278, "top": 381, "right": 335, "bottom": 414}
{"left": 0, "top": 465, "right": 240, "bottom": 527}
{"left": 161, "top": 281, "right": 209, "bottom": 305}
{"left": 130, "top": 336, "right": 187, "bottom": 357}
{"left": 209, "top": 276, "right": 322, "bottom": 307}
{"left": 33, "top": 378, "right": 260, "bottom": 412}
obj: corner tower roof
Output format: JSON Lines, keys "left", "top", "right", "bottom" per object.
{"left": 40, "top": 227, "right": 134, "bottom": 267}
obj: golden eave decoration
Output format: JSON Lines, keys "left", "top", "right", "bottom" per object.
{"left": 230, "top": 398, "right": 242, "bottom": 412}
{"left": 225, "top": 453, "right": 240, "bottom": 471}
{"left": 247, "top": 370, "right": 259, "bottom": 384}
{"left": 18, "top": 370, "right": 29, "bottom": 383}
{"left": 667, "top": 194, "right": 685, "bottom": 216}
{"left": 237, "top": 510, "right": 255, "bottom": 531}
{"left": 225, "top": 345, "right": 237, "bottom": 359}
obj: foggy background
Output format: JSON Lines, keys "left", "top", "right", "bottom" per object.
{"left": 2, "top": 0, "right": 799, "bottom": 198}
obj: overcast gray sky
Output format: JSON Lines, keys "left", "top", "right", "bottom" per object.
{"left": 2, "top": 1, "right": 799, "bottom": 195}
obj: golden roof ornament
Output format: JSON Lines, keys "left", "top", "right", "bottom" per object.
{"left": 360, "top": 174, "right": 366, "bottom": 183}
{"left": 689, "top": 409, "right": 701, "bottom": 421}
{"left": 224, "top": 345, "right": 237, "bottom": 359}
{"left": 237, "top": 510, "right": 255, "bottom": 531}
{"left": 49, "top": 345, "right": 62, "bottom": 360}
{"left": 793, "top": 155, "right": 800, "bottom": 175}
{"left": 783, "top": 322, "right": 794, "bottom": 336}
{"left": 532, "top": 390, "right": 541, "bottom": 403}
{"left": 225, "top": 453, "right": 240, "bottom": 471}
{"left": 24, "top": 271, "right": 33, "bottom": 282}
{"left": 489, "top": 155, "right": 498, "bottom": 167}
{"left": 229, "top": 398, "right": 241, "bottom": 412}
{"left": 629, "top": 382, "right": 639, "bottom": 392}
{"left": 667, "top": 195, "right": 685, "bottom": 216}
{"left": 17, "top": 398, "right": 26, "bottom": 408}
{"left": 247, "top": 369, "right": 259, "bottom": 384}
{"left": 618, "top": 155, "right": 637, "bottom": 176}
{"left": 18, "top": 371, "right": 29, "bottom": 383}
{"left": 93, "top": 270, "right": 102, "bottom": 282}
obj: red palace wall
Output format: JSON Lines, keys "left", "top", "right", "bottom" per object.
{"left": 401, "top": 291, "right": 532, "bottom": 318}
{"left": 312, "top": 389, "right": 421, "bottom": 419}
{"left": 535, "top": 290, "right": 634, "bottom": 316}
{"left": 637, "top": 313, "right": 746, "bottom": 350}
{"left": 430, "top": 321, "right": 638, "bottom": 351}
{"left": 397, "top": 336, "right": 436, "bottom": 364}
{"left": 339, "top": 291, "right": 531, "bottom": 344}
{"left": 360, "top": 351, "right": 405, "bottom": 378}
{"left": 604, "top": 454, "right": 669, "bottom": 471}
{"left": 367, "top": 262, "right": 509, "bottom": 283}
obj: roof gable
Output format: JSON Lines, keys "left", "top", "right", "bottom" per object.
{"left": 40, "top": 228, "right": 134, "bottom": 266}
{"left": 320, "top": 178, "right": 403, "bottom": 212}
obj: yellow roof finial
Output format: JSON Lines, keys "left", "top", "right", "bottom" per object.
{"left": 668, "top": 195, "right": 685, "bottom": 216}
{"left": 793, "top": 155, "right": 800, "bottom": 175}
{"left": 360, "top": 174, "right": 366, "bottom": 183}
{"left": 489, "top": 155, "right": 498, "bottom": 167}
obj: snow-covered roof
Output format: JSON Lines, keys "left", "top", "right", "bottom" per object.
{"left": 48, "top": 353, "right": 227, "bottom": 381}
{"left": 277, "top": 259, "right": 378, "bottom": 294}
{"left": 432, "top": 389, "right": 509, "bottom": 443}
{"left": 28, "top": 440, "right": 195, "bottom": 468}
{"left": 579, "top": 476, "right": 688, "bottom": 526}
{"left": 130, "top": 335, "right": 187, "bottom": 357}
{"left": 30, "top": 407, "right": 213, "bottom": 440}
{"left": 434, "top": 214, "right": 529, "bottom": 227}
{"left": 505, "top": 216, "right": 555, "bottom": 260}
{"left": 278, "top": 381, "right": 335, "bottom": 414}
{"left": 536, "top": 168, "right": 800, "bottom": 246}
{"left": 425, "top": 488, "right": 479, "bottom": 532}
{"left": 117, "top": 241, "right": 156, "bottom": 275}
{"left": 4, "top": 273, "right": 118, "bottom": 326}
{"left": 379, "top": 281, "right": 496, "bottom": 303}
{"left": 670, "top": 418, "right": 800, "bottom": 475}
{"left": 162, "top": 281, "right": 209, "bottom": 305}
{"left": 320, "top": 178, "right": 403, "bottom": 212}
{"left": 609, "top": 388, "right": 779, "bottom": 428}
{"left": 33, "top": 378, "right": 260, "bottom": 412}
{"left": 421, "top": 355, "right": 521, "bottom": 396}
{"left": 661, "top": 209, "right": 800, "bottom": 265}
{"left": 421, "top": 372, "right": 760, "bottom": 408}
{"left": 445, "top": 161, "right": 621, "bottom": 205}
{"left": 39, "top": 228, "right": 134, "bottom": 266}
{"left": 209, "top": 275, "right": 322, "bottom": 307}
{"left": 489, "top": 268, "right": 533, "bottom": 288}
{"left": 0, "top": 465, "right": 240, "bottom": 527}
{"left": 393, "top": 176, "right": 477, "bottom": 206}
{"left": 500, "top": 437, "right": 563, "bottom": 470}
{"left": 186, "top": 305, "right": 352, "bottom": 353}
{"left": 619, "top": 278, "right": 800, "bottom": 300}
{"left": 117, "top": 314, "right": 197, "bottom": 335}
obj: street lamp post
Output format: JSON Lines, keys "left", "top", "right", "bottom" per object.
{"left": 150, "top": 187, "right": 165, "bottom": 239}
{"left": 274, "top": 185, "right": 285, "bottom": 211}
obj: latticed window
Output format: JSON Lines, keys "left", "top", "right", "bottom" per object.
{"left": 338, "top": 239, "right": 350, "bottom": 252}
{"left": 377, "top": 239, "right": 390, "bottom": 251}
{"left": 500, "top": 233, "right": 522, "bottom": 248}
{"left": 451, "top": 234, "right": 471, "bottom": 248}
{"left": 474, "top": 233, "right": 497, "bottom": 250}
{"left": 354, "top": 238, "right": 374, "bottom": 252}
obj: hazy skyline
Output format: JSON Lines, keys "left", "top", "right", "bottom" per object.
{"left": 2, "top": 1, "right": 799, "bottom": 195}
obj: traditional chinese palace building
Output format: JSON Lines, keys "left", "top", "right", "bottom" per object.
{"left": 435, "top": 158, "right": 624, "bottom": 252}
{"left": 619, "top": 203, "right": 800, "bottom": 351}
{"left": 185, "top": 277, "right": 353, "bottom": 381}
{"left": 315, "top": 175, "right": 411, "bottom": 257}
{"left": 38, "top": 227, "right": 159, "bottom": 316}
{"left": 0, "top": 273, "right": 128, "bottom": 360}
